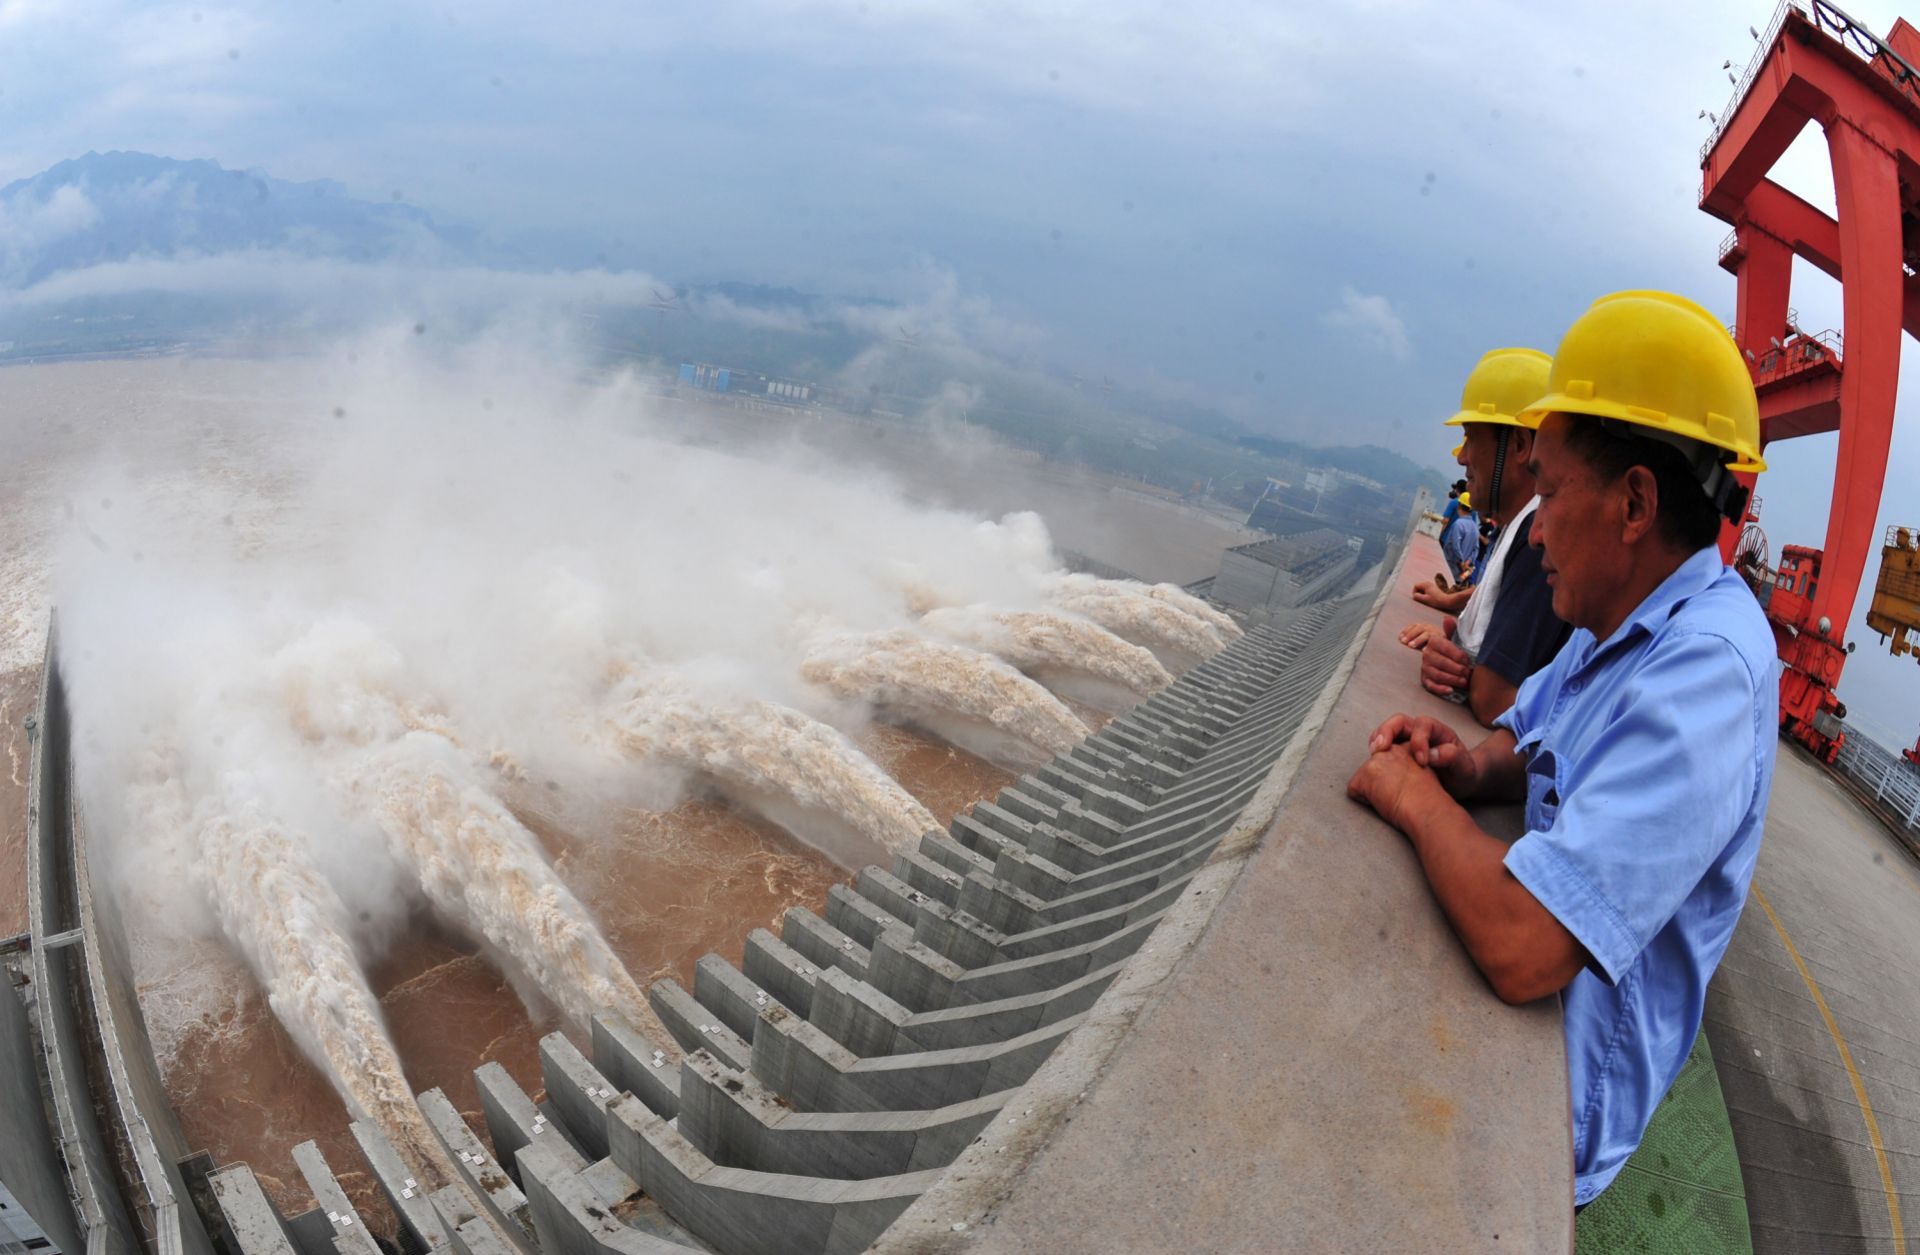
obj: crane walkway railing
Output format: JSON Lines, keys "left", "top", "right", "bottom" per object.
{"left": 1752, "top": 329, "right": 1843, "bottom": 388}
{"left": 1701, "top": 0, "right": 1920, "bottom": 164}
{"left": 1833, "top": 721, "right": 1920, "bottom": 833}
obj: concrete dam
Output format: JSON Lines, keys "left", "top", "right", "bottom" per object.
{"left": 10, "top": 527, "right": 1920, "bottom": 1253}
{"left": 4, "top": 539, "right": 1521, "bottom": 1254}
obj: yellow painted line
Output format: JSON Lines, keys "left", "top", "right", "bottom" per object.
{"left": 1754, "top": 884, "right": 1907, "bottom": 1253}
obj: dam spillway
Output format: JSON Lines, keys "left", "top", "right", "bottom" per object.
{"left": 23, "top": 526, "right": 1919, "bottom": 1253}
{"left": 1, "top": 562, "right": 1387, "bottom": 1255}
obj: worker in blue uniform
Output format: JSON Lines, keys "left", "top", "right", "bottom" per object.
{"left": 1348, "top": 290, "right": 1779, "bottom": 1208}
{"left": 1439, "top": 490, "right": 1480, "bottom": 582}
{"left": 1405, "top": 348, "right": 1571, "bottom": 727}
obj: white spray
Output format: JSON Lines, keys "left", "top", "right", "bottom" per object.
{"left": 129, "top": 748, "right": 453, "bottom": 1184}
{"left": 41, "top": 332, "right": 1215, "bottom": 1180}
{"left": 801, "top": 627, "right": 1090, "bottom": 765}
{"left": 918, "top": 605, "right": 1172, "bottom": 697}
{"left": 199, "top": 805, "right": 454, "bottom": 1181}
{"left": 1045, "top": 573, "right": 1232, "bottom": 664}
{"left": 1138, "top": 581, "right": 1242, "bottom": 640}
{"left": 343, "top": 733, "right": 674, "bottom": 1050}
{"left": 273, "top": 620, "right": 677, "bottom": 1052}
{"left": 606, "top": 665, "right": 937, "bottom": 868}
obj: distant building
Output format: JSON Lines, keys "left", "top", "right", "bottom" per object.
{"left": 1249, "top": 472, "right": 1411, "bottom": 567}
{"left": 676, "top": 362, "right": 814, "bottom": 404}
{"left": 1303, "top": 466, "right": 1384, "bottom": 495}
{"left": 1212, "top": 529, "right": 1358, "bottom": 611}
{"left": 678, "top": 362, "right": 731, "bottom": 391}
{"left": 1410, "top": 487, "right": 1443, "bottom": 539}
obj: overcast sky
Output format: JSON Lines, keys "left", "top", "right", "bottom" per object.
{"left": 3, "top": 0, "right": 1919, "bottom": 742}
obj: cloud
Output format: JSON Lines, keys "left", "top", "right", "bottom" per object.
{"left": 0, "top": 184, "right": 101, "bottom": 256}
{"left": 0, "top": 250, "right": 673, "bottom": 316}
{"left": 1322, "top": 287, "right": 1411, "bottom": 363}
{"left": 685, "top": 290, "right": 815, "bottom": 333}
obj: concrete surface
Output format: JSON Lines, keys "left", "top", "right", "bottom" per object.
{"left": 1707, "top": 743, "right": 1920, "bottom": 1254}
{"left": 0, "top": 973, "right": 82, "bottom": 1255}
{"left": 888, "top": 532, "right": 1572, "bottom": 1253}
{"left": 23, "top": 648, "right": 147, "bottom": 1255}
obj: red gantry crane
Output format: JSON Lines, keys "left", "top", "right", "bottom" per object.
{"left": 1701, "top": 0, "right": 1920, "bottom": 762}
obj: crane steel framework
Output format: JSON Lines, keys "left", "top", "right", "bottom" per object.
{"left": 1702, "top": 0, "right": 1920, "bottom": 761}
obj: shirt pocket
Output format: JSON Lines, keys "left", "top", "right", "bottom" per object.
{"left": 1525, "top": 748, "right": 1562, "bottom": 833}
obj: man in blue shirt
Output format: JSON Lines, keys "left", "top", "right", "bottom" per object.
{"left": 1405, "top": 348, "right": 1571, "bottom": 727}
{"left": 1439, "top": 494, "right": 1480, "bottom": 580}
{"left": 1349, "top": 291, "right": 1777, "bottom": 1207}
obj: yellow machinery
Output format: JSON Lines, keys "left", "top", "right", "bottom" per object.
{"left": 1867, "top": 525, "right": 1920, "bottom": 764}
{"left": 1868, "top": 524, "right": 1920, "bottom": 661}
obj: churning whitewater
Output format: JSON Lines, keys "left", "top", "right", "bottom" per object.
{"left": 801, "top": 627, "right": 1092, "bottom": 764}
{"left": 606, "top": 663, "right": 939, "bottom": 867}
{"left": 1045, "top": 573, "right": 1236, "bottom": 663}
{"left": 198, "top": 807, "right": 456, "bottom": 1182}
{"left": 47, "top": 331, "right": 1230, "bottom": 1185}
{"left": 131, "top": 749, "right": 454, "bottom": 1183}
{"left": 918, "top": 605, "right": 1173, "bottom": 699}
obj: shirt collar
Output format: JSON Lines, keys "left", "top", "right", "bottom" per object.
{"left": 1591, "top": 544, "right": 1727, "bottom": 655}
{"left": 1495, "top": 494, "right": 1538, "bottom": 537}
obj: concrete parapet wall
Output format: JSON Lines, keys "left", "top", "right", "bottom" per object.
{"left": 0, "top": 972, "right": 84, "bottom": 1255}
{"left": 22, "top": 630, "right": 215, "bottom": 1255}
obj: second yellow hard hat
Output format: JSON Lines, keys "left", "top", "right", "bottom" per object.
{"left": 1444, "top": 347, "right": 1553, "bottom": 429}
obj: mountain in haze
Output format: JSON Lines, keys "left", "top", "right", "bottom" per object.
{"left": 0, "top": 153, "right": 1431, "bottom": 489}
{"left": 0, "top": 150, "right": 494, "bottom": 287}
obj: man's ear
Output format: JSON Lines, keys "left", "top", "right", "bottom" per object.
{"left": 1619, "top": 464, "right": 1660, "bottom": 545}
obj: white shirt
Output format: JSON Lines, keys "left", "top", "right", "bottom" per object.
{"left": 1455, "top": 494, "right": 1539, "bottom": 659}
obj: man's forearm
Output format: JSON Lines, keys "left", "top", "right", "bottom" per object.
{"left": 1448, "top": 728, "right": 1525, "bottom": 802}
{"left": 1414, "top": 587, "right": 1473, "bottom": 614}
{"left": 1465, "top": 665, "right": 1519, "bottom": 729}
{"left": 1396, "top": 778, "right": 1578, "bottom": 1003}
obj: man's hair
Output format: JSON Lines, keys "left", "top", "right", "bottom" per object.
{"left": 1452, "top": 478, "right": 1468, "bottom": 492}
{"left": 1559, "top": 417, "right": 1722, "bottom": 551}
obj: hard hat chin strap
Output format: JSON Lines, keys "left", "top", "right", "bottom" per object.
{"left": 1487, "top": 428, "right": 1509, "bottom": 522}
{"left": 1697, "top": 461, "right": 1750, "bottom": 526}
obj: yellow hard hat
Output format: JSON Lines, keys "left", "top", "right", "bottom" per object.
{"left": 1458, "top": 491, "right": 1472, "bottom": 508}
{"left": 1517, "top": 290, "right": 1766, "bottom": 472}
{"left": 1450, "top": 441, "right": 1464, "bottom": 458}
{"left": 1444, "top": 347, "right": 1553, "bottom": 429}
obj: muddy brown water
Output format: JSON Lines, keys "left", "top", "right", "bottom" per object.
{"left": 152, "top": 724, "right": 1011, "bottom": 1224}
{"left": 1, "top": 666, "right": 37, "bottom": 939}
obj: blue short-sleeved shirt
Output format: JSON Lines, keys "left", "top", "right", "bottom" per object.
{"left": 1493, "top": 545, "right": 1778, "bottom": 1204}
{"left": 1441, "top": 514, "right": 1480, "bottom": 576}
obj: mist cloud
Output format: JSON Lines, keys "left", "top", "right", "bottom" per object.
{"left": 0, "top": 184, "right": 101, "bottom": 265}
{"left": 0, "top": 250, "right": 673, "bottom": 316}
{"left": 1322, "top": 286, "right": 1411, "bottom": 364}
